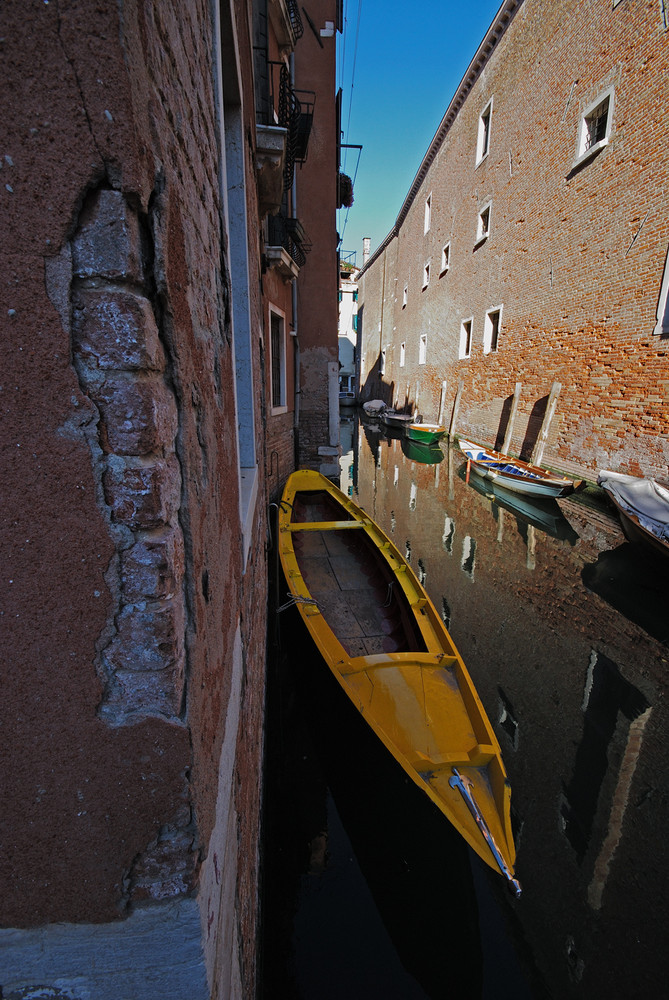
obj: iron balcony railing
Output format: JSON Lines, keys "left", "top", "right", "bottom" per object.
{"left": 266, "top": 213, "right": 312, "bottom": 269}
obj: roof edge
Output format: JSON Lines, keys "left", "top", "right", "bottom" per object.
{"left": 358, "top": 0, "right": 523, "bottom": 278}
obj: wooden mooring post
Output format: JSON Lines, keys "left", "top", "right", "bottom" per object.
{"left": 449, "top": 379, "right": 464, "bottom": 438}
{"left": 502, "top": 382, "right": 522, "bottom": 455}
{"left": 531, "top": 382, "right": 562, "bottom": 467}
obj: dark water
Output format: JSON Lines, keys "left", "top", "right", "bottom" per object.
{"left": 261, "top": 415, "right": 669, "bottom": 999}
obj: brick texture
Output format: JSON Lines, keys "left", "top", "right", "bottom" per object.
{"left": 359, "top": 0, "right": 669, "bottom": 482}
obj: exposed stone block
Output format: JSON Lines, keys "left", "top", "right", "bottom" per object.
{"left": 103, "top": 456, "right": 181, "bottom": 529}
{"left": 103, "top": 660, "right": 185, "bottom": 719}
{"left": 107, "top": 597, "right": 186, "bottom": 673}
{"left": 72, "top": 288, "right": 165, "bottom": 372}
{"left": 128, "top": 827, "right": 199, "bottom": 902}
{"left": 120, "top": 528, "right": 185, "bottom": 600}
{"left": 93, "top": 376, "right": 178, "bottom": 456}
{"left": 72, "top": 189, "right": 144, "bottom": 283}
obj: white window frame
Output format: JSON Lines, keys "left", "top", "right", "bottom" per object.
{"left": 424, "top": 192, "right": 432, "bottom": 234}
{"left": 574, "top": 87, "right": 615, "bottom": 168}
{"left": 475, "top": 202, "right": 491, "bottom": 246}
{"left": 422, "top": 261, "right": 430, "bottom": 289}
{"left": 654, "top": 245, "right": 669, "bottom": 337}
{"left": 419, "top": 334, "right": 427, "bottom": 365}
{"left": 269, "top": 306, "right": 287, "bottom": 413}
{"left": 459, "top": 317, "right": 473, "bottom": 360}
{"left": 440, "top": 241, "right": 451, "bottom": 275}
{"left": 402, "top": 284, "right": 408, "bottom": 308}
{"left": 484, "top": 305, "right": 503, "bottom": 354}
{"left": 476, "top": 97, "right": 493, "bottom": 165}
{"left": 400, "top": 341, "right": 406, "bottom": 367}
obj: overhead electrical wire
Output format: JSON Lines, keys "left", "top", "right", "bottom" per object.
{"left": 337, "top": 0, "right": 363, "bottom": 252}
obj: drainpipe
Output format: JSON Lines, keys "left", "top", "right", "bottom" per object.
{"left": 290, "top": 51, "right": 300, "bottom": 467}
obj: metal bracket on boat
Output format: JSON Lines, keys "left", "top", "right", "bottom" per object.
{"left": 449, "top": 767, "right": 522, "bottom": 898}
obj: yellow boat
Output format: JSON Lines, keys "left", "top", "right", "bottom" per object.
{"left": 277, "top": 469, "right": 521, "bottom": 896}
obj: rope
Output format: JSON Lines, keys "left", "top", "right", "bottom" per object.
{"left": 277, "top": 593, "right": 323, "bottom": 614}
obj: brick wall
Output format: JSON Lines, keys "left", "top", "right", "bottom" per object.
{"left": 359, "top": 0, "right": 669, "bottom": 482}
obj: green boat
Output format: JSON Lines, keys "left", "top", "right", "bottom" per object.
{"left": 406, "top": 422, "right": 446, "bottom": 445}
{"left": 401, "top": 438, "right": 444, "bottom": 465}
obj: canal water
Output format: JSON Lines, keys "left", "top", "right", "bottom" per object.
{"left": 261, "top": 413, "right": 669, "bottom": 999}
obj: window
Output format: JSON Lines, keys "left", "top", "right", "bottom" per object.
{"left": 440, "top": 242, "right": 450, "bottom": 274}
{"left": 402, "top": 284, "right": 408, "bottom": 308}
{"left": 484, "top": 306, "right": 502, "bottom": 353}
{"left": 400, "top": 342, "right": 406, "bottom": 367}
{"left": 654, "top": 245, "right": 669, "bottom": 336}
{"left": 269, "top": 309, "right": 286, "bottom": 410}
{"left": 476, "top": 98, "right": 493, "bottom": 164}
{"left": 459, "top": 318, "right": 473, "bottom": 359}
{"left": 424, "top": 193, "right": 432, "bottom": 234}
{"left": 422, "top": 261, "right": 430, "bottom": 289}
{"left": 575, "top": 88, "right": 614, "bottom": 166}
{"left": 380, "top": 348, "right": 386, "bottom": 376}
{"left": 476, "top": 203, "right": 491, "bottom": 245}
{"left": 419, "top": 334, "right": 427, "bottom": 365}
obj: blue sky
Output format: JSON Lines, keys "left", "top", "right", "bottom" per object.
{"left": 336, "top": 0, "right": 503, "bottom": 265}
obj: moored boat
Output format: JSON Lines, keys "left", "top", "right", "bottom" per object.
{"left": 381, "top": 409, "right": 414, "bottom": 431}
{"left": 406, "top": 422, "right": 446, "bottom": 445}
{"left": 277, "top": 469, "right": 521, "bottom": 895}
{"left": 458, "top": 437, "right": 581, "bottom": 499}
{"left": 362, "top": 399, "right": 386, "bottom": 416}
{"left": 598, "top": 470, "right": 669, "bottom": 559}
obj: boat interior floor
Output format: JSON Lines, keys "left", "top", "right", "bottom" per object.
{"left": 291, "top": 499, "right": 426, "bottom": 658}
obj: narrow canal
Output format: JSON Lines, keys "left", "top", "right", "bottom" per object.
{"left": 261, "top": 413, "right": 669, "bottom": 999}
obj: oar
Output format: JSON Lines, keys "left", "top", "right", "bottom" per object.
{"left": 449, "top": 767, "right": 522, "bottom": 898}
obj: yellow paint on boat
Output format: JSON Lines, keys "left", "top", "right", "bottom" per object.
{"left": 278, "top": 469, "right": 520, "bottom": 890}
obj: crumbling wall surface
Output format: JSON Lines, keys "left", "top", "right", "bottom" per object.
{"left": 1, "top": 1, "right": 267, "bottom": 996}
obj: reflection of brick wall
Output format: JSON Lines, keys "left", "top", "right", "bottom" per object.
{"left": 358, "top": 0, "right": 669, "bottom": 482}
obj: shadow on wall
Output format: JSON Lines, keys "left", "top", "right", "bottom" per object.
{"left": 360, "top": 353, "right": 420, "bottom": 414}
{"left": 494, "top": 391, "right": 550, "bottom": 459}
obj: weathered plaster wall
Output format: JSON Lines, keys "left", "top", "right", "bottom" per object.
{"left": 294, "top": 0, "right": 340, "bottom": 471}
{"left": 1, "top": 1, "right": 268, "bottom": 996}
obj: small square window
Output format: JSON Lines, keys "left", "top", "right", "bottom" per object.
{"left": 440, "top": 242, "right": 451, "bottom": 274}
{"left": 459, "top": 318, "right": 473, "bottom": 360}
{"left": 575, "top": 88, "right": 614, "bottom": 166}
{"left": 402, "top": 284, "right": 408, "bottom": 308}
{"left": 400, "top": 342, "right": 406, "bottom": 367}
{"left": 476, "top": 203, "right": 491, "bottom": 245}
{"left": 476, "top": 99, "right": 493, "bottom": 164}
{"left": 422, "top": 262, "right": 430, "bottom": 288}
{"left": 484, "top": 306, "right": 502, "bottom": 354}
{"left": 419, "top": 334, "right": 427, "bottom": 365}
{"left": 424, "top": 193, "right": 432, "bottom": 234}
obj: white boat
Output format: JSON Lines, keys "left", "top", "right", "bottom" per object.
{"left": 458, "top": 438, "right": 581, "bottom": 499}
{"left": 598, "top": 470, "right": 669, "bottom": 559}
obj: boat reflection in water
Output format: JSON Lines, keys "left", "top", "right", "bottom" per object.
{"left": 263, "top": 415, "right": 669, "bottom": 999}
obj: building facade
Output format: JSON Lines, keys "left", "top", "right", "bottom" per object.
{"left": 358, "top": 0, "right": 669, "bottom": 483}
{"left": 338, "top": 260, "right": 360, "bottom": 401}
{"left": 0, "top": 1, "right": 338, "bottom": 997}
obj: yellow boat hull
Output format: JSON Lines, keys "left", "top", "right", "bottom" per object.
{"left": 278, "top": 469, "right": 520, "bottom": 894}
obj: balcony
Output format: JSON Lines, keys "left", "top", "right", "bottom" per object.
{"left": 268, "top": 0, "right": 304, "bottom": 53}
{"left": 265, "top": 213, "right": 311, "bottom": 279}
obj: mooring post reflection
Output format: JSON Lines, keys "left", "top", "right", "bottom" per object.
{"left": 263, "top": 415, "right": 669, "bottom": 999}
